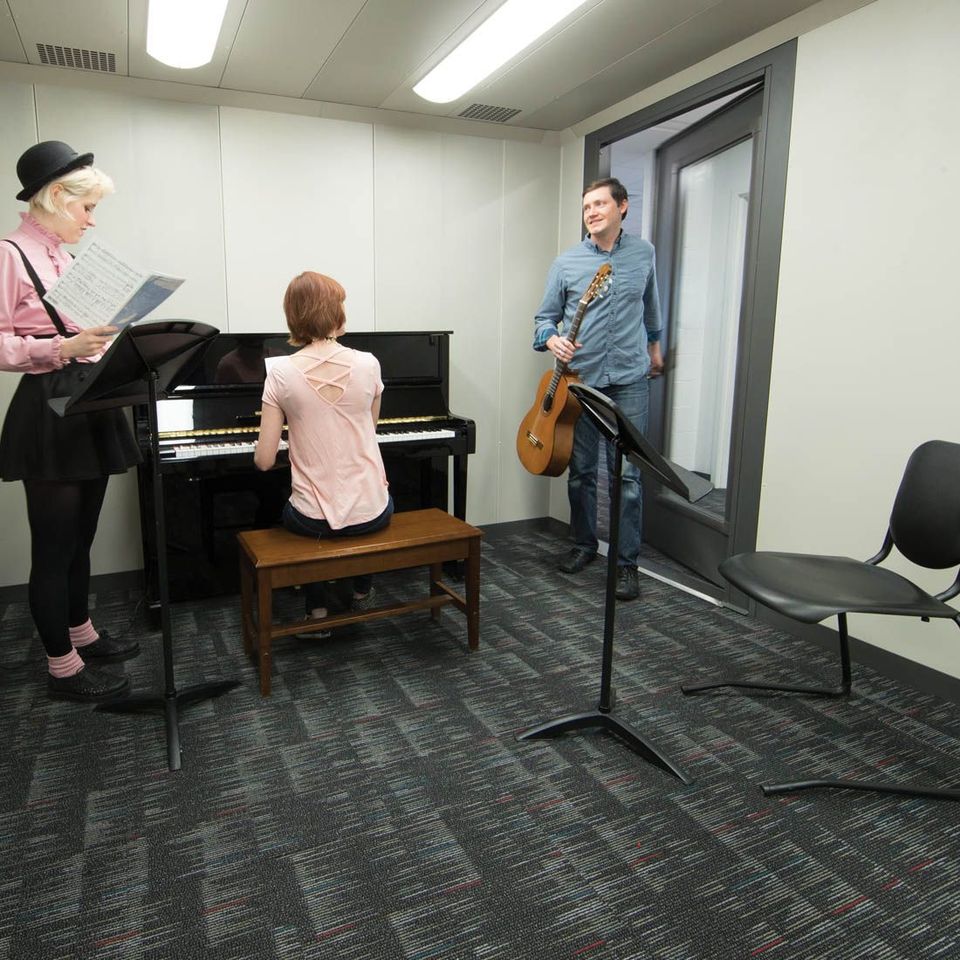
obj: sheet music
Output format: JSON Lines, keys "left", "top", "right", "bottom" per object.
{"left": 44, "top": 239, "right": 184, "bottom": 330}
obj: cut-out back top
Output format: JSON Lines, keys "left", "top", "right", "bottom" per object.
{"left": 262, "top": 345, "right": 388, "bottom": 528}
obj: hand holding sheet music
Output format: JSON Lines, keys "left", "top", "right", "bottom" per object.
{"left": 43, "top": 239, "right": 184, "bottom": 330}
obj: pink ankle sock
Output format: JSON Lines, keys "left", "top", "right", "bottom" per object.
{"left": 70, "top": 619, "right": 99, "bottom": 648}
{"left": 49, "top": 649, "right": 85, "bottom": 678}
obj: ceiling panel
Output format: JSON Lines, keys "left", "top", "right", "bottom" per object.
{"left": 127, "top": 0, "right": 247, "bottom": 88}
{"left": 0, "top": 0, "right": 863, "bottom": 132}
{"left": 0, "top": 3, "right": 26, "bottom": 64}
{"left": 464, "top": 0, "right": 721, "bottom": 121}
{"left": 520, "top": 0, "right": 822, "bottom": 129}
{"left": 304, "top": 0, "right": 488, "bottom": 108}
{"left": 376, "top": 0, "right": 609, "bottom": 115}
{"left": 221, "top": 0, "right": 366, "bottom": 98}
{"left": 10, "top": 0, "right": 127, "bottom": 73}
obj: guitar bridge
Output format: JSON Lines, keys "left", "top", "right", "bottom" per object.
{"left": 525, "top": 431, "right": 543, "bottom": 449}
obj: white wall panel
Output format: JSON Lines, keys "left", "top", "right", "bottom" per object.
{"left": 438, "top": 134, "right": 504, "bottom": 527}
{"left": 760, "top": 0, "right": 960, "bottom": 676}
{"left": 375, "top": 128, "right": 502, "bottom": 524}
{"left": 220, "top": 107, "right": 374, "bottom": 333}
{"left": 548, "top": 137, "right": 585, "bottom": 523}
{"left": 374, "top": 126, "right": 505, "bottom": 525}
{"left": 34, "top": 86, "right": 227, "bottom": 328}
{"left": 0, "top": 80, "right": 39, "bottom": 588}
{"left": 372, "top": 126, "right": 444, "bottom": 332}
{"left": 498, "top": 140, "right": 562, "bottom": 523}
{"left": 31, "top": 85, "right": 227, "bottom": 577}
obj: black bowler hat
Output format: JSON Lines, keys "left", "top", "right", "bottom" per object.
{"left": 15, "top": 140, "right": 94, "bottom": 201}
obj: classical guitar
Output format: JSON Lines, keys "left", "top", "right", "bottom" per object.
{"left": 516, "top": 263, "right": 612, "bottom": 476}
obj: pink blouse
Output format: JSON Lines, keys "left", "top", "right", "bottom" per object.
{"left": 0, "top": 213, "right": 81, "bottom": 372}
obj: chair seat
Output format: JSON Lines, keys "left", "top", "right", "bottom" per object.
{"left": 719, "top": 552, "right": 957, "bottom": 623}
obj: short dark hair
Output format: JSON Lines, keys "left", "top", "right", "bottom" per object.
{"left": 582, "top": 177, "right": 629, "bottom": 221}
{"left": 283, "top": 271, "right": 346, "bottom": 346}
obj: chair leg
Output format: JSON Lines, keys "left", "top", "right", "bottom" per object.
{"left": 681, "top": 612, "right": 853, "bottom": 698}
{"left": 758, "top": 614, "right": 960, "bottom": 802}
{"left": 760, "top": 778, "right": 960, "bottom": 803}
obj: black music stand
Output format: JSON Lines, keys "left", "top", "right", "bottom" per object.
{"left": 517, "top": 384, "right": 713, "bottom": 784}
{"left": 50, "top": 320, "right": 239, "bottom": 772}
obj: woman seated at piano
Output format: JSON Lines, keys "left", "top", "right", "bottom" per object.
{"left": 254, "top": 271, "right": 393, "bottom": 624}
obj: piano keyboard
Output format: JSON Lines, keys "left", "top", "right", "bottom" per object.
{"left": 160, "top": 428, "right": 457, "bottom": 461}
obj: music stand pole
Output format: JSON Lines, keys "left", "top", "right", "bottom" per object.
{"left": 44, "top": 321, "right": 237, "bottom": 771}
{"left": 517, "top": 384, "right": 710, "bottom": 785}
{"left": 97, "top": 369, "right": 239, "bottom": 770}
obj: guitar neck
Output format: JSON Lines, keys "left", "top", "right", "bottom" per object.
{"left": 550, "top": 296, "right": 591, "bottom": 382}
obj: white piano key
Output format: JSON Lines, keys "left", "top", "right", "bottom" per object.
{"left": 164, "top": 428, "right": 463, "bottom": 461}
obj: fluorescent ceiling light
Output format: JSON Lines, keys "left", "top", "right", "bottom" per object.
{"left": 147, "top": 0, "right": 230, "bottom": 69}
{"left": 414, "top": 0, "right": 590, "bottom": 104}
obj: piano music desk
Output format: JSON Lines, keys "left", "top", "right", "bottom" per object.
{"left": 237, "top": 508, "right": 482, "bottom": 696}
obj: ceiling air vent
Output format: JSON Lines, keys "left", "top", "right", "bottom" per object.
{"left": 458, "top": 103, "right": 521, "bottom": 123}
{"left": 36, "top": 43, "right": 116, "bottom": 73}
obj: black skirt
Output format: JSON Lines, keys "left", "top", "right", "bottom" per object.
{"left": 0, "top": 364, "right": 141, "bottom": 482}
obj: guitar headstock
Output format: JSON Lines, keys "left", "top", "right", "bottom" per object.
{"left": 581, "top": 263, "right": 612, "bottom": 305}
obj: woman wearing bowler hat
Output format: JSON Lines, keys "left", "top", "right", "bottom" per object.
{"left": 0, "top": 140, "right": 142, "bottom": 702}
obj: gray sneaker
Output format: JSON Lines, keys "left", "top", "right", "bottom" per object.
{"left": 558, "top": 548, "right": 598, "bottom": 574}
{"left": 351, "top": 587, "right": 377, "bottom": 610}
{"left": 615, "top": 566, "right": 640, "bottom": 601}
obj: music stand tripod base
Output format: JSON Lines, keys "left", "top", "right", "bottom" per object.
{"left": 97, "top": 679, "right": 240, "bottom": 772}
{"left": 518, "top": 709, "right": 691, "bottom": 784}
{"left": 516, "top": 384, "right": 710, "bottom": 788}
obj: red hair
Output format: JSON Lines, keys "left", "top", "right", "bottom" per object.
{"left": 283, "top": 271, "right": 346, "bottom": 345}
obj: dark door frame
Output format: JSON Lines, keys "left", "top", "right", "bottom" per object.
{"left": 644, "top": 87, "right": 761, "bottom": 586}
{"left": 584, "top": 41, "right": 797, "bottom": 598}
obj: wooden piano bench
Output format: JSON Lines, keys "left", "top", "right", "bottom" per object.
{"left": 237, "top": 508, "right": 483, "bottom": 696}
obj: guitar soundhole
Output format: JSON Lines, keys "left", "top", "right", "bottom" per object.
{"left": 542, "top": 395, "right": 553, "bottom": 414}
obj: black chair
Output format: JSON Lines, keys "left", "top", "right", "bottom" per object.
{"left": 683, "top": 440, "right": 960, "bottom": 801}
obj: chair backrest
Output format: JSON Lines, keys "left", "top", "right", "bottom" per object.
{"left": 889, "top": 440, "right": 960, "bottom": 569}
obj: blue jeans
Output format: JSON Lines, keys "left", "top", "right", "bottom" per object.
{"left": 282, "top": 496, "right": 394, "bottom": 611}
{"left": 567, "top": 379, "right": 649, "bottom": 568}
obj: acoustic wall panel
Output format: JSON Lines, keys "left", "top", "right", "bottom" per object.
{"left": 220, "top": 107, "right": 374, "bottom": 334}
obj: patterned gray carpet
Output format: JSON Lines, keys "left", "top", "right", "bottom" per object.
{"left": 1, "top": 518, "right": 959, "bottom": 960}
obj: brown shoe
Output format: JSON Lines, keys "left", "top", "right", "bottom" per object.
{"left": 48, "top": 665, "right": 130, "bottom": 702}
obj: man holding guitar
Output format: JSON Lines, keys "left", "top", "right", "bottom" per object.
{"left": 532, "top": 177, "right": 663, "bottom": 601}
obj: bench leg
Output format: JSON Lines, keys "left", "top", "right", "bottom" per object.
{"left": 465, "top": 538, "right": 480, "bottom": 651}
{"left": 257, "top": 573, "right": 274, "bottom": 696}
{"left": 429, "top": 562, "right": 442, "bottom": 621}
{"left": 240, "top": 555, "right": 254, "bottom": 658}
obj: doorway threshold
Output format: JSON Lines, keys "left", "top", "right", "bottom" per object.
{"left": 598, "top": 541, "right": 722, "bottom": 606}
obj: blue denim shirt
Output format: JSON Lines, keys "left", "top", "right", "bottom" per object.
{"left": 533, "top": 232, "right": 661, "bottom": 388}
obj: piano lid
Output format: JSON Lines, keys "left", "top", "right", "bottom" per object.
{"left": 171, "top": 331, "right": 454, "bottom": 394}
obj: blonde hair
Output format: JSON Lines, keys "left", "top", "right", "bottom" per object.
{"left": 30, "top": 166, "right": 115, "bottom": 219}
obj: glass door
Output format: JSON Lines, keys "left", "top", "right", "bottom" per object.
{"left": 642, "top": 88, "right": 762, "bottom": 587}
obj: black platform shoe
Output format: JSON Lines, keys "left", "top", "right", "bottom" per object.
{"left": 48, "top": 665, "right": 130, "bottom": 702}
{"left": 75, "top": 630, "right": 140, "bottom": 664}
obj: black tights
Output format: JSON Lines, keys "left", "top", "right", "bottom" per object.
{"left": 23, "top": 477, "right": 108, "bottom": 658}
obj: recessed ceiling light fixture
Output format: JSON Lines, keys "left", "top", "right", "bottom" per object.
{"left": 413, "top": 0, "right": 590, "bottom": 104}
{"left": 147, "top": 0, "right": 229, "bottom": 69}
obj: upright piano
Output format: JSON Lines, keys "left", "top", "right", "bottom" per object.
{"left": 135, "top": 330, "right": 475, "bottom": 605}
